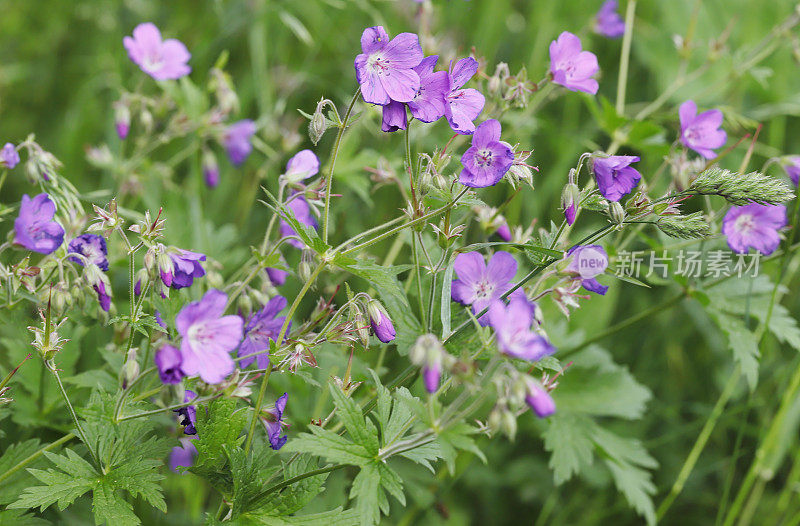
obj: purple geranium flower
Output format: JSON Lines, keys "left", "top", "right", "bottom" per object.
{"left": 279, "top": 194, "right": 319, "bottom": 249}
{"left": 1, "top": 143, "right": 19, "bottom": 168}
{"left": 488, "top": 299, "right": 555, "bottom": 361}
{"left": 283, "top": 149, "right": 319, "bottom": 183}
{"left": 592, "top": 155, "right": 642, "bottom": 202}
{"left": 381, "top": 100, "right": 408, "bottom": 133}
{"left": 94, "top": 281, "right": 112, "bottom": 312}
{"left": 594, "top": 0, "right": 625, "bottom": 38}
{"left": 525, "top": 378, "right": 555, "bottom": 418}
{"left": 497, "top": 221, "right": 512, "bottom": 241}
{"left": 451, "top": 251, "right": 523, "bottom": 324}
{"left": 444, "top": 57, "right": 485, "bottom": 134}
{"left": 175, "top": 390, "right": 198, "bottom": 435}
{"left": 783, "top": 156, "right": 800, "bottom": 186}
{"left": 367, "top": 300, "right": 396, "bottom": 343}
{"left": 549, "top": 31, "right": 599, "bottom": 94}
{"left": 168, "top": 249, "right": 206, "bottom": 290}
{"left": 176, "top": 289, "right": 244, "bottom": 384}
{"left": 238, "top": 296, "right": 289, "bottom": 370}
{"left": 224, "top": 120, "right": 256, "bottom": 166}
{"left": 408, "top": 55, "right": 449, "bottom": 123}
{"left": 169, "top": 437, "right": 197, "bottom": 472}
{"left": 155, "top": 344, "right": 185, "bottom": 384}
{"left": 262, "top": 393, "right": 289, "bottom": 450}
{"left": 354, "top": 26, "right": 423, "bottom": 105}
{"left": 460, "top": 119, "right": 514, "bottom": 188}
{"left": 14, "top": 194, "right": 65, "bottom": 255}
{"left": 679, "top": 100, "right": 727, "bottom": 159}
{"left": 566, "top": 244, "right": 609, "bottom": 295}
{"left": 155, "top": 310, "right": 167, "bottom": 329}
{"left": 68, "top": 234, "right": 109, "bottom": 271}
{"left": 123, "top": 23, "right": 191, "bottom": 81}
{"left": 266, "top": 267, "right": 287, "bottom": 286}
{"left": 722, "top": 203, "right": 787, "bottom": 255}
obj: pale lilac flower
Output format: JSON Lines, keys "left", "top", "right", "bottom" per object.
{"left": 594, "top": 0, "right": 625, "bottom": 38}
{"left": 168, "top": 249, "right": 206, "bottom": 290}
{"left": 549, "top": 31, "right": 599, "bottom": 94}
{"left": 488, "top": 299, "right": 555, "bottom": 361}
{"left": 592, "top": 155, "right": 641, "bottom": 202}
{"left": 408, "top": 55, "right": 449, "bottom": 122}
{"left": 238, "top": 296, "right": 289, "bottom": 369}
{"left": 279, "top": 194, "right": 319, "bottom": 249}
{"left": 460, "top": 119, "right": 514, "bottom": 188}
{"left": 175, "top": 390, "right": 198, "bottom": 435}
{"left": 283, "top": 149, "right": 319, "bottom": 182}
{"left": 68, "top": 234, "right": 109, "bottom": 271}
{"left": 566, "top": 245, "right": 609, "bottom": 295}
{"left": 14, "top": 194, "right": 65, "bottom": 255}
{"left": 525, "top": 378, "right": 555, "bottom": 418}
{"left": 176, "top": 289, "right": 244, "bottom": 384}
{"left": 783, "top": 156, "right": 800, "bottom": 186}
{"left": 123, "top": 23, "right": 191, "bottom": 81}
{"left": 1, "top": 143, "right": 20, "bottom": 168}
{"left": 169, "top": 437, "right": 197, "bottom": 472}
{"left": 354, "top": 26, "right": 423, "bottom": 105}
{"left": 155, "top": 344, "right": 184, "bottom": 384}
{"left": 722, "top": 203, "right": 787, "bottom": 255}
{"left": 262, "top": 393, "right": 288, "bottom": 450}
{"left": 367, "top": 300, "right": 396, "bottom": 343}
{"left": 224, "top": 120, "right": 256, "bottom": 166}
{"left": 679, "top": 100, "right": 726, "bottom": 159}
{"left": 381, "top": 100, "right": 408, "bottom": 132}
{"left": 451, "top": 251, "right": 523, "bottom": 324}
{"left": 444, "top": 57, "right": 485, "bottom": 134}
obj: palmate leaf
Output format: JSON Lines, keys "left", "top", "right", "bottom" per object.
{"left": 190, "top": 397, "right": 247, "bottom": 493}
{"left": 0, "top": 439, "right": 44, "bottom": 505}
{"left": 708, "top": 309, "right": 760, "bottom": 390}
{"left": 240, "top": 507, "right": 361, "bottom": 525}
{"left": 0, "top": 508, "right": 50, "bottom": 526}
{"left": 284, "top": 426, "right": 373, "bottom": 465}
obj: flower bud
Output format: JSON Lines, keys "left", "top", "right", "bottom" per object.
{"left": 202, "top": 150, "right": 220, "bottom": 188}
{"left": 366, "top": 300, "right": 396, "bottom": 343}
{"left": 410, "top": 334, "right": 445, "bottom": 393}
{"left": 114, "top": 102, "right": 131, "bottom": 139}
{"left": 524, "top": 377, "right": 555, "bottom": 418}
{"left": 140, "top": 109, "right": 154, "bottom": 134}
{"left": 561, "top": 182, "right": 580, "bottom": 226}
{"left": 157, "top": 252, "right": 175, "bottom": 287}
{"left": 309, "top": 98, "right": 331, "bottom": 145}
{"left": 609, "top": 201, "right": 626, "bottom": 225}
{"left": 500, "top": 409, "right": 518, "bottom": 440}
{"left": 121, "top": 350, "right": 140, "bottom": 390}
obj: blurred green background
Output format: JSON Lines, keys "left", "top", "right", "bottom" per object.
{"left": 2, "top": 0, "right": 800, "bottom": 524}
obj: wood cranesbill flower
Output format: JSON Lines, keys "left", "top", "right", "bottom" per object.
{"left": 175, "top": 390, "right": 198, "bottom": 435}
{"left": 549, "top": 31, "right": 599, "bottom": 94}
{"left": 168, "top": 249, "right": 206, "bottom": 289}
{"left": 279, "top": 194, "right": 319, "bottom": 249}
{"left": 488, "top": 298, "right": 555, "bottom": 362}
{"left": 154, "top": 344, "right": 185, "bottom": 384}
{"left": 524, "top": 377, "right": 555, "bottom": 418}
{"left": 67, "top": 234, "right": 109, "bottom": 271}
{"left": 261, "top": 393, "right": 289, "bottom": 450}
{"left": 408, "top": 55, "right": 449, "bottom": 123}
{"left": 782, "top": 156, "right": 800, "bottom": 186}
{"left": 679, "top": 100, "right": 727, "bottom": 159}
{"left": 381, "top": 100, "right": 408, "bottom": 133}
{"left": 14, "top": 193, "right": 65, "bottom": 255}
{"left": 354, "top": 26, "right": 423, "bottom": 105}
{"left": 451, "top": 251, "right": 524, "bottom": 324}
{"left": 594, "top": 0, "right": 625, "bottom": 39}
{"left": 592, "top": 155, "right": 642, "bottom": 202}
{"left": 1, "top": 143, "right": 19, "bottom": 168}
{"left": 722, "top": 203, "right": 787, "bottom": 255}
{"left": 444, "top": 57, "right": 485, "bottom": 134}
{"left": 459, "top": 119, "right": 515, "bottom": 188}
{"left": 85, "top": 263, "right": 113, "bottom": 312}
{"left": 169, "top": 437, "right": 197, "bottom": 472}
{"left": 367, "top": 300, "right": 396, "bottom": 343}
{"left": 123, "top": 23, "right": 191, "bottom": 81}
{"left": 282, "top": 149, "right": 320, "bottom": 184}
{"left": 176, "top": 289, "right": 244, "bottom": 384}
{"left": 238, "top": 296, "right": 290, "bottom": 369}
{"left": 223, "top": 119, "right": 256, "bottom": 166}
{"left": 565, "top": 244, "right": 609, "bottom": 295}
{"left": 266, "top": 266, "right": 287, "bottom": 286}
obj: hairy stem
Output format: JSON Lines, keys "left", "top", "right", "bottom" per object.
{"left": 322, "top": 90, "right": 360, "bottom": 244}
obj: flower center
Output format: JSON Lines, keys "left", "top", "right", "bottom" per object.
{"left": 142, "top": 52, "right": 165, "bottom": 73}
{"left": 476, "top": 149, "right": 494, "bottom": 168}
{"left": 474, "top": 280, "right": 494, "bottom": 300}
{"left": 188, "top": 322, "right": 214, "bottom": 348}
{"left": 367, "top": 54, "right": 390, "bottom": 76}
{"left": 734, "top": 213, "right": 755, "bottom": 234}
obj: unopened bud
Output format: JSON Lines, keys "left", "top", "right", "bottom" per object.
{"left": 561, "top": 182, "right": 580, "bottom": 226}
{"left": 114, "top": 102, "right": 131, "bottom": 139}
{"left": 202, "top": 150, "right": 220, "bottom": 188}
{"left": 500, "top": 409, "right": 518, "bottom": 440}
{"left": 609, "top": 201, "right": 625, "bottom": 225}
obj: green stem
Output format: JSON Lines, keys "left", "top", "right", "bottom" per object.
{"left": 411, "top": 234, "right": 427, "bottom": 329}
{"left": 257, "top": 464, "right": 346, "bottom": 499}
{"left": 322, "top": 90, "right": 360, "bottom": 244}
{"left": 615, "top": 0, "right": 636, "bottom": 115}
{"left": 117, "top": 394, "right": 220, "bottom": 422}
{"left": 0, "top": 432, "right": 75, "bottom": 484}
{"left": 48, "top": 362, "right": 101, "bottom": 468}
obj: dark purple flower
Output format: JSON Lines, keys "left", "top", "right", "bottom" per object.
{"left": 367, "top": 300, "right": 396, "bottom": 343}
{"left": 722, "top": 203, "right": 787, "bottom": 255}
{"left": 262, "top": 393, "right": 288, "bottom": 450}
{"left": 444, "top": 57, "right": 485, "bottom": 134}
{"left": 525, "top": 378, "right": 555, "bottom": 418}
{"left": 566, "top": 244, "right": 609, "bottom": 295}
{"left": 408, "top": 55, "right": 449, "bottom": 123}
{"left": 123, "top": 23, "right": 191, "bottom": 81}
{"left": 354, "top": 26, "right": 423, "bottom": 105}
{"left": 224, "top": 120, "right": 256, "bottom": 166}
{"left": 451, "top": 251, "right": 523, "bottom": 324}
{"left": 169, "top": 437, "right": 197, "bottom": 472}
{"left": 279, "top": 194, "right": 319, "bottom": 249}
{"left": 592, "top": 155, "right": 642, "bottom": 202}
{"left": 155, "top": 344, "right": 185, "bottom": 384}
{"left": 679, "top": 100, "right": 726, "bottom": 159}
{"left": 594, "top": 0, "right": 625, "bottom": 38}
{"left": 381, "top": 100, "right": 408, "bottom": 132}
{"left": 459, "top": 119, "right": 514, "bottom": 188}
{"left": 238, "top": 296, "right": 289, "bottom": 370}
{"left": 169, "top": 249, "right": 206, "bottom": 289}
{"left": 176, "top": 289, "right": 244, "bottom": 384}
{"left": 1, "top": 143, "right": 20, "bottom": 168}
{"left": 14, "top": 194, "right": 65, "bottom": 255}
{"left": 68, "top": 234, "right": 109, "bottom": 271}
{"left": 93, "top": 281, "right": 112, "bottom": 312}
{"left": 549, "top": 31, "right": 599, "bottom": 94}
{"left": 175, "top": 390, "right": 198, "bottom": 435}
{"left": 488, "top": 299, "right": 555, "bottom": 361}
{"left": 283, "top": 149, "right": 319, "bottom": 183}
{"left": 266, "top": 267, "right": 287, "bottom": 286}
{"left": 783, "top": 156, "right": 800, "bottom": 186}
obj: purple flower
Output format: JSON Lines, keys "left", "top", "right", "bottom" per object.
{"left": 594, "top": 0, "right": 625, "bottom": 38}
{"left": 783, "top": 156, "right": 800, "bottom": 186}
{"left": 410, "top": 334, "right": 444, "bottom": 393}
{"left": 722, "top": 203, "right": 787, "bottom": 255}
{"left": 408, "top": 55, "right": 449, "bottom": 123}
{"left": 203, "top": 151, "right": 219, "bottom": 188}
{"left": 497, "top": 222, "right": 512, "bottom": 241}
{"left": 266, "top": 267, "right": 287, "bottom": 286}
{"left": 279, "top": 194, "right": 319, "bottom": 249}
{"left": 68, "top": 234, "right": 109, "bottom": 271}
{"left": 123, "top": 23, "right": 191, "bottom": 81}
{"left": 549, "top": 32, "right": 599, "bottom": 94}
{"left": 444, "top": 57, "right": 485, "bottom": 134}
{"left": 592, "top": 155, "right": 642, "bottom": 202}
{"left": 93, "top": 281, "right": 112, "bottom": 312}
{"left": 367, "top": 300, "right": 396, "bottom": 343}
{"left": 176, "top": 289, "right": 244, "bottom": 384}
{"left": 238, "top": 296, "right": 289, "bottom": 370}
{"left": 354, "top": 26, "right": 423, "bottom": 105}
{"left": 566, "top": 244, "right": 609, "bottom": 295}
{"left": 451, "top": 251, "right": 523, "bottom": 324}
{"left": 169, "top": 437, "right": 197, "bottom": 472}
{"left": 525, "top": 378, "right": 555, "bottom": 418}
{"left": 1, "top": 143, "right": 19, "bottom": 168}
{"left": 283, "top": 149, "right": 319, "bottom": 182}
{"left": 422, "top": 362, "right": 441, "bottom": 393}
{"left": 262, "top": 393, "right": 288, "bottom": 450}
{"left": 459, "top": 119, "right": 514, "bottom": 188}
{"left": 381, "top": 100, "right": 408, "bottom": 133}
{"left": 488, "top": 299, "right": 555, "bottom": 361}
{"left": 14, "top": 194, "right": 65, "bottom": 255}
{"left": 175, "top": 390, "right": 198, "bottom": 435}
{"left": 679, "top": 100, "right": 726, "bottom": 159}
{"left": 155, "top": 310, "right": 167, "bottom": 329}
{"left": 224, "top": 120, "right": 256, "bottom": 166}
{"left": 155, "top": 344, "right": 185, "bottom": 384}
{"left": 169, "top": 249, "right": 206, "bottom": 290}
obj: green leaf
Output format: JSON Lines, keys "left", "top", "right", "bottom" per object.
{"left": 283, "top": 426, "right": 372, "bottom": 465}
{"left": 328, "top": 383, "right": 380, "bottom": 455}
{"left": 542, "top": 413, "right": 595, "bottom": 484}
{"left": 350, "top": 464, "right": 382, "bottom": 525}
{"left": 440, "top": 256, "right": 455, "bottom": 339}
{"left": 708, "top": 310, "right": 760, "bottom": 390}
{"left": 92, "top": 482, "right": 140, "bottom": 526}
{"left": 435, "top": 422, "right": 486, "bottom": 475}
{"left": 241, "top": 507, "right": 361, "bottom": 525}
{"left": 190, "top": 397, "right": 247, "bottom": 483}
